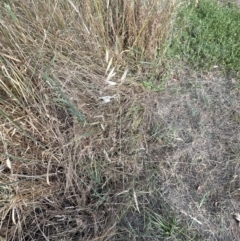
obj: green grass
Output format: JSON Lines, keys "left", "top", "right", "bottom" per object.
{"left": 168, "top": 0, "right": 240, "bottom": 77}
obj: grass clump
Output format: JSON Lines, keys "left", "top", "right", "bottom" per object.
{"left": 0, "top": 0, "right": 178, "bottom": 240}
{"left": 169, "top": 0, "right": 240, "bottom": 77}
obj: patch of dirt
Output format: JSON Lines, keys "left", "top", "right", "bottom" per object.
{"left": 150, "top": 69, "right": 240, "bottom": 240}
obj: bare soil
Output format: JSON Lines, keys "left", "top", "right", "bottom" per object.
{"left": 117, "top": 68, "right": 240, "bottom": 240}
{"left": 157, "top": 70, "right": 240, "bottom": 239}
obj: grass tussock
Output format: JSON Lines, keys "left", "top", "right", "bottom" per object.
{"left": 0, "top": 0, "right": 177, "bottom": 240}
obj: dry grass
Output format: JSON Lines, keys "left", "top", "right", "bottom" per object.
{"left": 113, "top": 65, "right": 240, "bottom": 240}
{"left": 0, "top": 0, "right": 177, "bottom": 240}
{"left": 149, "top": 67, "right": 240, "bottom": 240}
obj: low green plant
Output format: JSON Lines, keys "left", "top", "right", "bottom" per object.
{"left": 142, "top": 79, "right": 165, "bottom": 91}
{"left": 146, "top": 209, "right": 179, "bottom": 239}
{"left": 168, "top": 0, "right": 240, "bottom": 77}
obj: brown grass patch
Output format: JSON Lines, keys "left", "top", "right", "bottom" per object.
{"left": 0, "top": 0, "right": 177, "bottom": 240}
{"left": 148, "top": 68, "right": 240, "bottom": 240}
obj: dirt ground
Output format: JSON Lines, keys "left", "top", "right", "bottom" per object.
{"left": 154, "top": 69, "right": 240, "bottom": 240}
{"left": 117, "top": 68, "right": 240, "bottom": 240}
